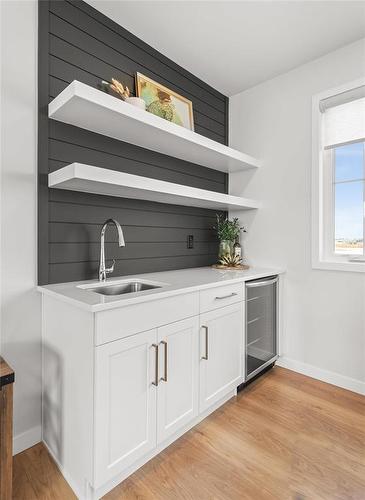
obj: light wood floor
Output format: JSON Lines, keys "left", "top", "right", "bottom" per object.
{"left": 13, "top": 367, "right": 365, "bottom": 499}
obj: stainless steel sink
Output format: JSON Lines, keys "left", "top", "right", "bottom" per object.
{"left": 85, "top": 281, "right": 162, "bottom": 296}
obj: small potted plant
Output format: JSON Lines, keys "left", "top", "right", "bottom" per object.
{"left": 214, "top": 215, "right": 245, "bottom": 261}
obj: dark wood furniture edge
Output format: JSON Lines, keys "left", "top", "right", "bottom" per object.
{"left": 0, "top": 356, "right": 14, "bottom": 500}
{"left": 0, "top": 357, "right": 15, "bottom": 388}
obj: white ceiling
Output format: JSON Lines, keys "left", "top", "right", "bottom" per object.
{"left": 86, "top": 1, "right": 365, "bottom": 96}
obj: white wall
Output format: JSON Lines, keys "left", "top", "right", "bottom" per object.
{"left": 230, "top": 39, "right": 365, "bottom": 394}
{"left": 0, "top": 0, "right": 41, "bottom": 452}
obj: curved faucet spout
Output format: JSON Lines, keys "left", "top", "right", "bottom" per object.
{"left": 99, "top": 219, "right": 125, "bottom": 282}
{"left": 101, "top": 218, "right": 125, "bottom": 247}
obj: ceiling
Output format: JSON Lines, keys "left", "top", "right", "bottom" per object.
{"left": 85, "top": 1, "right": 365, "bottom": 96}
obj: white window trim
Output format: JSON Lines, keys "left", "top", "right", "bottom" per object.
{"left": 312, "top": 78, "right": 365, "bottom": 273}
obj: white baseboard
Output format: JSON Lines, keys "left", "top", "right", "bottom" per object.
{"left": 13, "top": 425, "right": 41, "bottom": 455}
{"left": 43, "top": 440, "right": 84, "bottom": 499}
{"left": 277, "top": 356, "right": 365, "bottom": 396}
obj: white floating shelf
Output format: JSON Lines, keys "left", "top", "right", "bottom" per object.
{"left": 48, "top": 81, "right": 261, "bottom": 173}
{"left": 48, "top": 163, "right": 261, "bottom": 211}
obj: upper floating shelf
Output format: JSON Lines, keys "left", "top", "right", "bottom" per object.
{"left": 48, "top": 163, "right": 261, "bottom": 211}
{"left": 48, "top": 81, "right": 261, "bottom": 173}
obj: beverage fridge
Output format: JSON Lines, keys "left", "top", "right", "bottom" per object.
{"left": 244, "top": 275, "right": 279, "bottom": 382}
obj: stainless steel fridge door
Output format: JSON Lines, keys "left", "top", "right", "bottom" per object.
{"left": 245, "top": 276, "right": 278, "bottom": 381}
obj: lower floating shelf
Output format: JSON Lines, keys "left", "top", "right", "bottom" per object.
{"left": 48, "top": 163, "right": 261, "bottom": 211}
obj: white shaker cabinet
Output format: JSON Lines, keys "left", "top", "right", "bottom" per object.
{"left": 94, "top": 329, "right": 158, "bottom": 487}
{"left": 157, "top": 317, "right": 199, "bottom": 443}
{"left": 40, "top": 271, "right": 282, "bottom": 499}
{"left": 94, "top": 317, "right": 200, "bottom": 487}
{"left": 199, "top": 302, "right": 243, "bottom": 413}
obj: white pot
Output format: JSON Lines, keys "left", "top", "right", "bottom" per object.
{"left": 125, "top": 97, "right": 146, "bottom": 110}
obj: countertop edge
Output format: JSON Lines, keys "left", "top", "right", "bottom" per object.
{"left": 37, "top": 286, "right": 96, "bottom": 312}
{"left": 37, "top": 268, "right": 285, "bottom": 312}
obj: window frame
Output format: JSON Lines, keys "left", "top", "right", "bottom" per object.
{"left": 312, "top": 78, "right": 365, "bottom": 273}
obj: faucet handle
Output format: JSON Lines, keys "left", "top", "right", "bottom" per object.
{"left": 105, "top": 259, "right": 116, "bottom": 275}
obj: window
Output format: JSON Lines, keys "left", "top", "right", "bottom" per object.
{"left": 312, "top": 79, "right": 365, "bottom": 272}
{"left": 333, "top": 143, "right": 364, "bottom": 257}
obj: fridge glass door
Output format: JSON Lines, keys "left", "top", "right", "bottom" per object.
{"left": 246, "top": 277, "right": 277, "bottom": 379}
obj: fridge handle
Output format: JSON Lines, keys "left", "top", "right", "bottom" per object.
{"left": 246, "top": 277, "right": 278, "bottom": 288}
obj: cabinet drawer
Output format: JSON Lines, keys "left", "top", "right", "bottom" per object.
{"left": 200, "top": 283, "right": 243, "bottom": 313}
{"left": 95, "top": 292, "right": 199, "bottom": 345}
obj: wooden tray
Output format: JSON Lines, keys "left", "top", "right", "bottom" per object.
{"left": 212, "top": 264, "right": 250, "bottom": 270}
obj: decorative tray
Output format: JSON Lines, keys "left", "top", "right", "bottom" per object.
{"left": 212, "top": 264, "right": 250, "bottom": 270}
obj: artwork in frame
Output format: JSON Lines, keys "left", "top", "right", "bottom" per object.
{"left": 135, "top": 73, "right": 194, "bottom": 131}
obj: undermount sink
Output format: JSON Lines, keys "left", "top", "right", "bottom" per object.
{"left": 78, "top": 280, "right": 163, "bottom": 296}
{"left": 93, "top": 282, "right": 161, "bottom": 296}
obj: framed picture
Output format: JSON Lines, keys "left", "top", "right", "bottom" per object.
{"left": 135, "top": 73, "right": 194, "bottom": 131}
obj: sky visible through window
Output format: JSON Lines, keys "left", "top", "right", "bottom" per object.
{"left": 334, "top": 142, "right": 364, "bottom": 254}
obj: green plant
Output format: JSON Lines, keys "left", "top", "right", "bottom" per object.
{"left": 214, "top": 215, "right": 245, "bottom": 242}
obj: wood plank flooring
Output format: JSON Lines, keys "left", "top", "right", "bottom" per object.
{"left": 12, "top": 367, "right": 365, "bottom": 499}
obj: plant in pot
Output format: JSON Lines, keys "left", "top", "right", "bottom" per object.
{"left": 214, "top": 215, "right": 245, "bottom": 263}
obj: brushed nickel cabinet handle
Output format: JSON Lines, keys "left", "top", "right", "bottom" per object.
{"left": 215, "top": 292, "right": 238, "bottom": 300}
{"left": 160, "top": 340, "right": 168, "bottom": 382}
{"left": 152, "top": 344, "right": 159, "bottom": 386}
{"left": 201, "top": 326, "right": 208, "bottom": 360}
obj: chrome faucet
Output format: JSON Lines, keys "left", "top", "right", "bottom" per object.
{"left": 99, "top": 219, "right": 125, "bottom": 282}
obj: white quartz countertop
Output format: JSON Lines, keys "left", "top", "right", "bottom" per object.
{"left": 38, "top": 266, "right": 284, "bottom": 312}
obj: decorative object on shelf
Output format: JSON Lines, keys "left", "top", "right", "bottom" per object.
{"left": 136, "top": 72, "right": 194, "bottom": 131}
{"left": 101, "top": 78, "right": 130, "bottom": 99}
{"left": 125, "top": 96, "right": 146, "bottom": 110}
{"left": 101, "top": 79, "right": 146, "bottom": 109}
{"left": 213, "top": 215, "right": 248, "bottom": 269}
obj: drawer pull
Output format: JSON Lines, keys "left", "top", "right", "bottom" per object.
{"left": 152, "top": 344, "right": 159, "bottom": 386}
{"left": 215, "top": 292, "right": 238, "bottom": 300}
{"left": 201, "top": 326, "right": 208, "bottom": 360}
{"left": 160, "top": 340, "right": 168, "bottom": 382}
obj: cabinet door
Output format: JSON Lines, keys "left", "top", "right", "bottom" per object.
{"left": 157, "top": 317, "right": 199, "bottom": 444}
{"left": 94, "top": 329, "right": 158, "bottom": 487}
{"left": 199, "top": 303, "right": 243, "bottom": 413}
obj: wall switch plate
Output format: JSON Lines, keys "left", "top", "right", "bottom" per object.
{"left": 187, "top": 235, "right": 194, "bottom": 249}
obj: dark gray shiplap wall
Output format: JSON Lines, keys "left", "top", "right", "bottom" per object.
{"left": 38, "top": 0, "right": 229, "bottom": 285}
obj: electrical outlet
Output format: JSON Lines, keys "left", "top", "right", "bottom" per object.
{"left": 187, "top": 235, "right": 194, "bottom": 249}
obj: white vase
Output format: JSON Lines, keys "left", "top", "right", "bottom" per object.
{"left": 125, "top": 97, "right": 146, "bottom": 110}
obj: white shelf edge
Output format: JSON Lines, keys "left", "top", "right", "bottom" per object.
{"left": 48, "top": 80, "right": 262, "bottom": 173}
{"left": 48, "top": 163, "right": 261, "bottom": 211}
